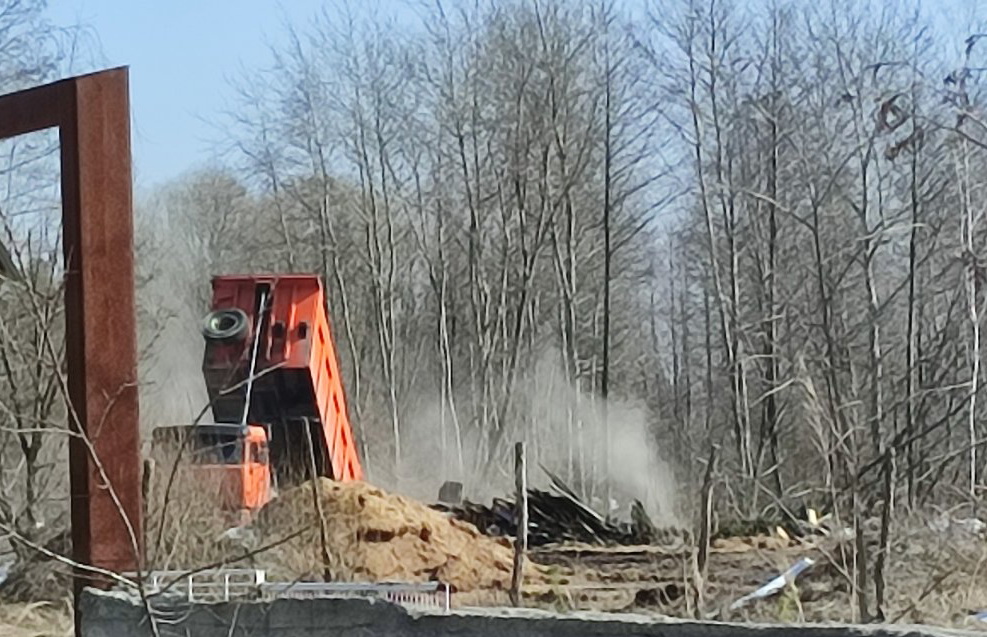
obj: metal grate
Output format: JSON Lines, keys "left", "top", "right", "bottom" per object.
{"left": 260, "top": 581, "right": 451, "bottom": 612}
{"left": 123, "top": 570, "right": 452, "bottom": 612}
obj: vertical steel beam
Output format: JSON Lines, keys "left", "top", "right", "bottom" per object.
{"left": 60, "top": 68, "right": 142, "bottom": 585}
{"left": 0, "top": 67, "right": 141, "bottom": 611}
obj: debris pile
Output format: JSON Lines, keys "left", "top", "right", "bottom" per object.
{"left": 434, "top": 469, "right": 687, "bottom": 547}
{"left": 253, "top": 479, "right": 545, "bottom": 592}
{"left": 435, "top": 490, "right": 647, "bottom": 546}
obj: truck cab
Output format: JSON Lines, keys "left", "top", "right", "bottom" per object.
{"left": 151, "top": 424, "right": 272, "bottom": 513}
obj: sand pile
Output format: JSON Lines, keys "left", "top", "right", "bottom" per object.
{"left": 253, "top": 479, "right": 544, "bottom": 592}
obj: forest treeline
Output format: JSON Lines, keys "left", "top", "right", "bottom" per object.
{"left": 2, "top": 0, "right": 987, "bottom": 534}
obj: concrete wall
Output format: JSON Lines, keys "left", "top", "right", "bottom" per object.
{"left": 80, "top": 588, "right": 972, "bottom": 637}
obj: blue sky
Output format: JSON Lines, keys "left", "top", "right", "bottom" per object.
{"left": 45, "top": 0, "right": 984, "bottom": 191}
{"left": 45, "top": 0, "right": 344, "bottom": 189}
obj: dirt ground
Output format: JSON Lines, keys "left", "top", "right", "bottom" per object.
{"left": 10, "top": 479, "right": 987, "bottom": 633}
{"left": 242, "top": 482, "right": 987, "bottom": 628}
{"left": 500, "top": 519, "right": 987, "bottom": 630}
{"left": 250, "top": 483, "right": 987, "bottom": 628}
{"left": 4, "top": 530, "right": 987, "bottom": 633}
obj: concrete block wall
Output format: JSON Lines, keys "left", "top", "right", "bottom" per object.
{"left": 79, "top": 588, "right": 973, "bottom": 637}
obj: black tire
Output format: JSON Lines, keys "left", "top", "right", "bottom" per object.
{"left": 202, "top": 308, "right": 250, "bottom": 343}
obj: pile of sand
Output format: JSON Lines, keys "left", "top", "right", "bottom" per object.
{"left": 253, "top": 480, "right": 544, "bottom": 592}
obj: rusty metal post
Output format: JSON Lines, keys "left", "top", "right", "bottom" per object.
{"left": 0, "top": 68, "right": 142, "bottom": 605}
{"left": 61, "top": 67, "right": 142, "bottom": 587}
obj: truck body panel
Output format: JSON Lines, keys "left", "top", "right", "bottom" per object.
{"left": 202, "top": 274, "right": 363, "bottom": 484}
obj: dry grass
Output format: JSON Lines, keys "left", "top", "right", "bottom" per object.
{"left": 686, "top": 513, "right": 987, "bottom": 628}
{"left": 0, "top": 600, "right": 72, "bottom": 637}
{"left": 880, "top": 513, "right": 987, "bottom": 628}
{"left": 144, "top": 452, "right": 246, "bottom": 571}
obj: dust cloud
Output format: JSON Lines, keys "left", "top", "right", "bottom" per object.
{"left": 138, "top": 306, "right": 209, "bottom": 433}
{"left": 134, "top": 208, "right": 209, "bottom": 442}
{"left": 396, "top": 346, "right": 682, "bottom": 526}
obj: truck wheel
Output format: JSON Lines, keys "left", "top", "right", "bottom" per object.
{"left": 202, "top": 308, "right": 250, "bottom": 343}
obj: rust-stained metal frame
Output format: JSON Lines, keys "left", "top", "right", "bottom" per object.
{"left": 0, "top": 68, "right": 142, "bottom": 595}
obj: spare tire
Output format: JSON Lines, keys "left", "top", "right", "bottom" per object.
{"left": 202, "top": 308, "right": 250, "bottom": 343}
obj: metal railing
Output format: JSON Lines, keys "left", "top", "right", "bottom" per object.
{"left": 122, "top": 569, "right": 452, "bottom": 612}
{"left": 259, "top": 581, "right": 451, "bottom": 612}
{"left": 123, "top": 568, "right": 266, "bottom": 602}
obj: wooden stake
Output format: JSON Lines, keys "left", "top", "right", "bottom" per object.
{"left": 692, "top": 445, "right": 717, "bottom": 618}
{"left": 509, "top": 442, "right": 528, "bottom": 607}
{"left": 874, "top": 448, "right": 896, "bottom": 621}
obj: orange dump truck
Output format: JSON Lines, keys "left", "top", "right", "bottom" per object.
{"left": 152, "top": 274, "right": 363, "bottom": 516}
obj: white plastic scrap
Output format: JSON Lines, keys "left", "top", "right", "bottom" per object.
{"left": 929, "top": 511, "right": 987, "bottom": 537}
{"left": 729, "top": 557, "right": 815, "bottom": 610}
